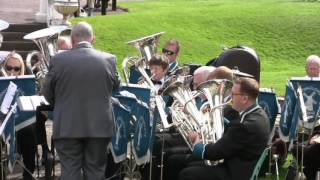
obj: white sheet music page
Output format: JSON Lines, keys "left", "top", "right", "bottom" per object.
{"left": 17, "top": 96, "right": 50, "bottom": 111}
{"left": 0, "top": 81, "right": 17, "bottom": 114}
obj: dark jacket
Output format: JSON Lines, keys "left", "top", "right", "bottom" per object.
{"left": 199, "top": 104, "right": 270, "bottom": 180}
{"left": 42, "top": 42, "right": 120, "bottom": 139}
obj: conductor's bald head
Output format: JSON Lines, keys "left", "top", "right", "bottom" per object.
{"left": 71, "top": 22, "right": 95, "bottom": 46}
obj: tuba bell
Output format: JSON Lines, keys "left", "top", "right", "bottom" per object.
{"left": 162, "top": 80, "right": 206, "bottom": 150}
{"left": 122, "top": 32, "right": 165, "bottom": 84}
{"left": 24, "top": 26, "right": 70, "bottom": 88}
{"left": 196, "top": 79, "right": 233, "bottom": 144}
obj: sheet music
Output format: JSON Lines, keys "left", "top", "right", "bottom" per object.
{"left": 1, "top": 82, "right": 17, "bottom": 114}
{"left": 17, "top": 95, "right": 50, "bottom": 111}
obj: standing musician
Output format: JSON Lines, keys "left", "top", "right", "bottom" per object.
{"left": 42, "top": 21, "right": 120, "bottom": 180}
{"left": 166, "top": 77, "right": 270, "bottom": 180}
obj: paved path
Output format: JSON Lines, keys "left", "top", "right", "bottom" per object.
{"left": 0, "top": 0, "right": 40, "bottom": 24}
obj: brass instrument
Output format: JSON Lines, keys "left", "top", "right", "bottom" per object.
{"left": 162, "top": 80, "right": 205, "bottom": 150}
{"left": 23, "top": 26, "right": 70, "bottom": 88}
{"left": 0, "top": 20, "right": 9, "bottom": 49}
{"left": 196, "top": 79, "right": 233, "bottom": 144}
{"left": 163, "top": 78, "right": 233, "bottom": 151}
{"left": 122, "top": 32, "right": 165, "bottom": 84}
{"left": 122, "top": 32, "right": 172, "bottom": 129}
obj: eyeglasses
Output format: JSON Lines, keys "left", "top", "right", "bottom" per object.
{"left": 5, "top": 66, "right": 21, "bottom": 72}
{"left": 162, "top": 48, "right": 176, "bottom": 56}
{"left": 231, "top": 92, "right": 245, "bottom": 97}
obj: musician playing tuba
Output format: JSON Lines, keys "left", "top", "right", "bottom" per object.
{"left": 139, "top": 54, "right": 169, "bottom": 93}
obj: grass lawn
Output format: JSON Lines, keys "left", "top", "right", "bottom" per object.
{"left": 71, "top": 1, "right": 319, "bottom": 179}
{"left": 73, "top": 0, "right": 320, "bottom": 96}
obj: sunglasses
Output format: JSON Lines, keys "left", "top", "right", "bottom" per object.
{"left": 6, "top": 66, "right": 21, "bottom": 72}
{"left": 162, "top": 48, "right": 176, "bottom": 56}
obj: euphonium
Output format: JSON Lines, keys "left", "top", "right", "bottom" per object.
{"left": 196, "top": 79, "right": 233, "bottom": 144}
{"left": 24, "top": 26, "right": 70, "bottom": 89}
{"left": 122, "top": 32, "right": 172, "bottom": 129}
{"left": 122, "top": 32, "right": 165, "bottom": 84}
{"left": 162, "top": 80, "right": 206, "bottom": 150}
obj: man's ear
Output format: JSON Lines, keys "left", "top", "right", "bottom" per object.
{"left": 92, "top": 36, "right": 96, "bottom": 44}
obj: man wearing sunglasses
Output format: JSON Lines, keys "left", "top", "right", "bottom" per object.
{"left": 162, "top": 39, "right": 180, "bottom": 75}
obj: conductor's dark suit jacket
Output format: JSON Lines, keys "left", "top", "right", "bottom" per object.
{"left": 195, "top": 104, "right": 270, "bottom": 180}
{"left": 42, "top": 42, "right": 120, "bottom": 139}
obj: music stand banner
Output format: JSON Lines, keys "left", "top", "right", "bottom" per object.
{"left": 132, "top": 103, "right": 153, "bottom": 165}
{"left": 258, "top": 88, "right": 280, "bottom": 130}
{"left": 0, "top": 76, "right": 36, "bottom": 172}
{"left": 109, "top": 103, "right": 131, "bottom": 163}
{"left": 280, "top": 77, "right": 320, "bottom": 142}
{"left": 279, "top": 82, "right": 297, "bottom": 141}
{"left": 0, "top": 75, "right": 36, "bottom": 130}
{"left": 117, "top": 84, "right": 151, "bottom": 104}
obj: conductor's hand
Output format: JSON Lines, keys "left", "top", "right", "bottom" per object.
{"left": 188, "top": 131, "right": 201, "bottom": 145}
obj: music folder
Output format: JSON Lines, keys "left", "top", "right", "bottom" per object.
{"left": 17, "top": 96, "right": 49, "bottom": 112}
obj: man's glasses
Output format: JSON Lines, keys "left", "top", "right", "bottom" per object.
{"left": 5, "top": 66, "right": 21, "bottom": 72}
{"left": 162, "top": 48, "right": 176, "bottom": 56}
{"left": 231, "top": 92, "right": 245, "bottom": 97}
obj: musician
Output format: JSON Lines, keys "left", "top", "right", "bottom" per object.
{"left": 149, "top": 54, "right": 169, "bottom": 92}
{"left": 291, "top": 125, "right": 320, "bottom": 180}
{"left": 305, "top": 54, "right": 320, "bottom": 77}
{"left": 43, "top": 22, "right": 120, "bottom": 180}
{"left": 57, "top": 36, "right": 72, "bottom": 51}
{"left": 192, "top": 66, "right": 216, "bottom": 90}
{"left": 162, "top": 39, "right": 180, "bottom": 75}
{"left": 167, "top": 77, "right": 270, "bottom": 180}
{"left": 1, "top": 51, "right": 25, "bottom": 76}
{"left": 1, "top": 51, "right": 36, "bottom": 180}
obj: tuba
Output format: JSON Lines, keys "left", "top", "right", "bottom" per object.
{"left": 122, "top": 32, "right": 172, "bottom": 129}
{"left": 0, "top": 20, "right": 9, "bottom": 49}
{"left": 24, "top": 26, "right": 70, "bottom": 88}
{"left": 122, "top": 32, "right": 165, "bottom": 84}
{"left": 162, "top": 80, "right": 205, "bottom": 150}
{"left": 196, "top": 79, "right": 233, "bottom": 144}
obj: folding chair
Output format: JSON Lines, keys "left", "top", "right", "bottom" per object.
{"left": 250, "top": 147, "right": 271, "bottom": 180}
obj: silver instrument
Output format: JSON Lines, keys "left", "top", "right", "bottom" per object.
{"left": 122, "top": 32, "right": 172, "bottom": 129}
{"left": 196, "top": 79, "right": 233, "bottom": 144}
{"left": 0, "top": 20, "right": 9, "bottom": 49}
{"left": 163, "top": 78, "right": 232, "bottom": 152}
{"left": 23, "top": 26, "right": 70, "bottom": 87}
{"left": 123, "top": 32, "right": 165, "bottom": 84}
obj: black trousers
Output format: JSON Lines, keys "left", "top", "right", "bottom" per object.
{"left": 167, "top": 154, "right": 231, "bottom": 180}
{"left": 35, "top": 105, "right": 53, "bottom": 149}
{"left": 292, "top": 143, "right": 320, "bottom": 180}
{"left": 17, "top": 125, "right": 37, "bottom": 180}
{"left": 141, "top": 131, "right": 190, "bottom": 180}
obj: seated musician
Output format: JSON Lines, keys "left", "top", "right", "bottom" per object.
{"left": 192, "top": 66, "right": 216, "bottom": 90}
{"left": 166, "top": 77, "right": 270, "bottom": 180}
{"left": 149, "top": 54, "right": 169, "bottom": 92}
{"left": 290, "top": 54, "right": 320, "bottom": 179}
{"left": 150, "top": 66, "right": 237, "bottom": 180}
{"left": 305, "top": 54, "right": 320, "bottom": 78}
{"left": 1, "top": 51, "right": 36, "bottom": 180}
{"left": 162, "top": 39, "right": 181, "bottom": 75}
